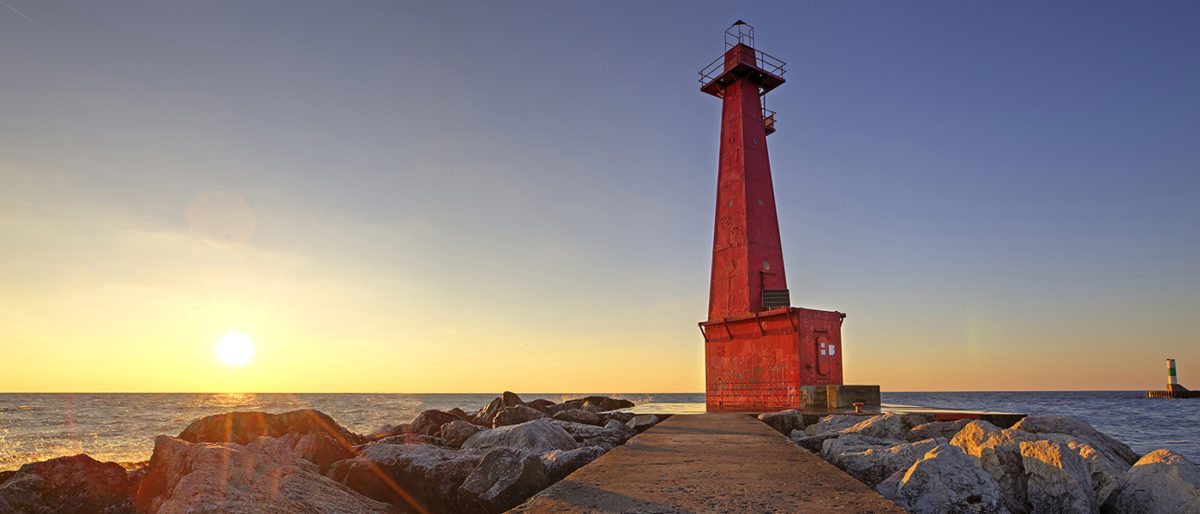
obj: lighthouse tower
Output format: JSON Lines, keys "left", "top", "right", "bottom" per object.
{"left": 698, "top": 22, "right": 878, "bottom": 412}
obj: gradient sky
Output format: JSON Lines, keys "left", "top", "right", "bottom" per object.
{"left": 2, "top": 1, "right": 1198, "bottom": 393}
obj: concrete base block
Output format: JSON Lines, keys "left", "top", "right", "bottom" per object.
{"left": 777, "top": 384, "right": 880, "bottom": 411}
{"left": 826, "top": 385, "right": 881, "bottom": 410}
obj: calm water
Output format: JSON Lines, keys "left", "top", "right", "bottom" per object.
{"left": 1, "top": 391, "right": 1195, "bottom": 471}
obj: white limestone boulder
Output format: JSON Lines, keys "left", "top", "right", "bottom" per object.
{"left": 819, "top": 434, "right": 905, "bottom": 461}
{"left": 804, "top": 414, "right": 863, "bottom": 436}
{"left": 1020, "top": 439, "right": 1096, "bottom": 514}
{"left": 838, "top": 413, "right": 912, "bottom": 441}
{"left": 907, "top": 419, "right": 972, "bottom": 442}
{"left": 462, "top": 419, "right": 578, "bottom": 454}
{"left": 876, "top": 443, "right": 1004, "bottom": 514}
{"left": 950, "top": 420, "right": 1036, "bottom": 513}
{"left": 327, "top": 441, "right": 483, "bottom": 512}
{"left": 1011, "top": 415, "right": 1138, "bottom": 466}
{"left": 823, "top": 437, "right": 944, "bottom": 488}
{"left": 458, "top": 447, "right": 549, "bottom": 514}
{"left": 549, "top": 420, "right": 630, "bottom": 450}
{"left": 135, "top": 435, "right": 397, "bottom": 513}
{"left": 1039, "top": 433, "right": 1124, "bottom": 505}
{"left": 1102, "top": 449, "right": 1200, "bottom": 514}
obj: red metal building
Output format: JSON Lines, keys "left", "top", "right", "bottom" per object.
{"left": 699, "top": 22, "right": 855, "bottom": 412}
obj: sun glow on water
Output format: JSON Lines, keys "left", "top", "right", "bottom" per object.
{"left": 214, "top": 332, "right": 254, "bottom": 367}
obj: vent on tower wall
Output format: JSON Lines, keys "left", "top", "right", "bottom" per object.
{"left": 762, "top": 289, "right": 790, "bottom": 309}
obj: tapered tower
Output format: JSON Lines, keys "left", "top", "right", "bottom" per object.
{"left": 698, "top": 22, "right": 877, "bottom": 412}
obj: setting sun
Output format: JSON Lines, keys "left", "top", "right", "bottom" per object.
{"left": 214, "top": 332, "right": 254, "bottom": 367}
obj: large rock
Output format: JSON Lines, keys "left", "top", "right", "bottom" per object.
{"left": 795, "top": 415, "right": 904, "bottom": 454}
{"left": 579, "top": 396, "right": 635, "bottom": 411}
{"left": 280, "top": 432, "right": 355, "bottom": 473}
{"left": 501, "top": 391, "right": 524, "bottom": 406}
{"left": 552, "top": 408, "right": 603, "bottom": 426}
{"left": 492, "top": 405, "right": 546, "bottom": 427}
{"left": 838, "top": 413, "right": 911, "bottom": 441}
{"left": 0, "top": 454, "right": 138, "bottom": 513}
{"left": 604, "top": 419, "right": 635, "bottom": 436}
{"left": 758, "top": 410, "right": 807, "bottom": 436}
{"left": 135, "top": 435, "right": 396, "bottom": 513}
{"left": 1011, "top": 415, "right": 1139, "bottom": 466}
{"left": 446, "top": 408, "right": 473, "bottom": 421}
{"left": 804, "top": 414, "right": 864, "bottom": 436}
{"left": 473, "top": 392, "right": 525, "bottom": 426}
{"left": 458, "top": 447, "right": 548, "bottom": 514}
{"left": 377, "top": 433, "right": 444, "bottom": 446}
{"left": 550, "top": 420, "right": 630, "bottom": 450}
{"left": 907, "top": 419, "right": 972, "bottom": 442}
{"left": 327, "top": 442, "right": 482, "bottom": 513}
{"left": 541, "top": 446, "right": 607, "bottom": 482}
{"left": 790, "top": 430, "right": 823, "bottom": 453}
{"left": 1102, "top": 449, "right": 1200, "bottom": 514}
{"left": 823, "top": 436, "right": 943, "bottom": 488}
{"left": 819, "top": 434, "right": 906, "bottom": 460}
{"left": 545, "top": 400, "right": 584, "bottom": 417}
{"left": 1040, "top": 433, "right": 1125, "bottom": 504}
{"left": 177, "top": 409, "right": 362, "bottom": 446}
{"left": 625, "top": 414, "right": 659, "bottom": 432}
{"left": 603, "top": 411, "right": 636, "bottom": 424}
{"left": 411, "top": 409, "right": 461, "bottom": 436}
{"left": 525, "top": 399, "right": 555, "bottom": 413}
{"left": 1020, "top": 439, "right": 1096, "bottom": 513}
{"left": 365, "top": 424, "right": 410, "bottom": 442}
{"left": 876, "top": 444, "right": 1004, "bottom": 514}
{"left": 462, "top": 419, "right": 578, "bottom": 454}
{"left": 950, "top": 419, "right": 1036, "bottom": 513}
{"left": 440, "top": 420, "right": 485, "bottom": 449}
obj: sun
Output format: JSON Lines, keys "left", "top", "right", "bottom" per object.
{"left": 214, "top": 332, "right": 254, "bottom": 367}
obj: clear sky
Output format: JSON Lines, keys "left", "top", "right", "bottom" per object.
{"left": 2, "top": 1, "right": 1197, "bottom": 393}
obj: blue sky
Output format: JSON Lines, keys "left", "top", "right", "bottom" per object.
{"left": 1, "top": 1, "right": 1197, "bottom": 392}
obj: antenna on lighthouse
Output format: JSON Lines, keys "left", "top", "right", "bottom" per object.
{"left": 725, "top": 20, "right": 755, "bottom": 49}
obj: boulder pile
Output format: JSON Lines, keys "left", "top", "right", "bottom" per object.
{"left": 0, "top": 392, "right": 656, "bottom": 513}
{"left": 762, "top": 410, "right": 1200, "bottom": 514}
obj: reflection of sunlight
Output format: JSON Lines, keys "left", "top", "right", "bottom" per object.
{"left": 203, "top": 392, "right": 257, "bottom": 408}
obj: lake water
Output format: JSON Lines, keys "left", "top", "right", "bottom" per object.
{"left": 1, "top": 391, "right": 1195, "bottom": 471}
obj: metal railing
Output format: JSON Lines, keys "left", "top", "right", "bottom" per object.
{"left": 762, "top": 107, "right": 777, "bottom": 132}
{"left": 698, "top": 48, "right": 787, "bottom": 89}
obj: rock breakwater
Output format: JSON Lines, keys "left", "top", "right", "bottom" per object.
{"left": 762, "top": 410, "right": 1200, "bottom": 514}
{"left": 0, "top": 392, "right": 657, "bottom": 513}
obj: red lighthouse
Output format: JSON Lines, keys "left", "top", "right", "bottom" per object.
{"left": 699, "top": 22, "right": 877, "bottom": 412}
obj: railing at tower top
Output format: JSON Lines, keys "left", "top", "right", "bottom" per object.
{"left": 697, "top": 48, "right": 787, "bottom": 90}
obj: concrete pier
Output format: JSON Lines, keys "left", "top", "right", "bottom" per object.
{"left": 1147, "top": 385, "right": 1200, "bottom": 398}
{"left": 510, "top": 413, "right": 904, "bottom": 513}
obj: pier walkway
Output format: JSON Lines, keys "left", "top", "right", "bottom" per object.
{"left": 510, "top": 413, "right": 904, "bottom": 513}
